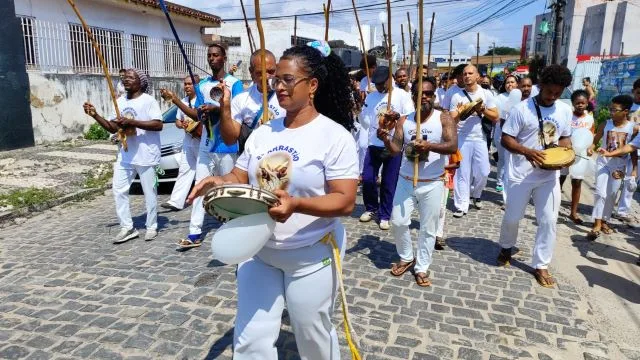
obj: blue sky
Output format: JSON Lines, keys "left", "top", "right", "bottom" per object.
{"left": 174, "top": 0, "right": 547, "bottom": 57}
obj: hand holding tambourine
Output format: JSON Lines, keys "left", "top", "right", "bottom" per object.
{"left": 160, "top": 88, "right": 175, "bottom": 102}
{"left": 378, "top": 110, "right": 400, "bottom": 132}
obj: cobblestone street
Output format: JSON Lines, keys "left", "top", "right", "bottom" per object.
{"left": 0, "top": 185, "right": 638, "bottom": 360}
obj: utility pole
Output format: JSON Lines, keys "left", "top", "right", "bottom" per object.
{"left": 551, "top": 0, "right": 566, "bottom": 65}
{"left": 476, "top": 32, "right": 480, "bottom": 66}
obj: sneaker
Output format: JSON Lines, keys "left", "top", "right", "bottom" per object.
{"left": 497, "top": 248, "right": 512, "bottom": 267}
{"left": 113, "top": 228, "right": 139, "bottom": 244}
{"left": 360, "top": 211, "right": 374, "bottom": 222}
{"left": 435, "top": 237, "right": 446, "bottom": 250}
{"left": 496, "top": 185, "right": 504, "bottom": 192}
{"left": 160, "top": 202, "right": 181, "bottom": 211}
{"left": 452, "top": 209, "right": 466, "bottom": 218}
{"left": 473, "top": 198, "right": 483, "bottom": 210}
{"left": 379, "top": 220, "right": 390, "bottom": 230}
{"left": 145, "top": 229, "right": 158, "bottom": 241}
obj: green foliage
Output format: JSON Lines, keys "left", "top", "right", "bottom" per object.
{"left": 0, "top": 188, "right": 59, "bottom": 209}
{"left": 84, "top": 165, "right": 113, "bottom": 189}
{"left": 595, "top": 107, "right": 610, "bottom": 129}
{"left": 484, "top": 47, "right": 521, "bottom": 56}
{"left": 84, "top": 123, "right": 110, "bottom": 140}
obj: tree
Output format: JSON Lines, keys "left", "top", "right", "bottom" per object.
{"left": 484, "top": 47, "right": 521, "bottom": 56}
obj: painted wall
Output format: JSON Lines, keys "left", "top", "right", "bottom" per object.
{"left": 561, "top": 0, "right": 602, "bottom": 70}
{"left": 14, "top": 0, "right": 207, "bottom": 45}
{"left": 0, "top": 0, "right": 34, "bottom": 150}
{"left": 28, "top": 73, "right": 183, "bottom": 144}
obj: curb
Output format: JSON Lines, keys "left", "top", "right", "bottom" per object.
{"left": 0, "top": 184, "right": 112, "bottom": 224}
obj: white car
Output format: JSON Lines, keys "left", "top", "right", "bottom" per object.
{"left": 133, "top": 105, "right": 183, "bottom": 184}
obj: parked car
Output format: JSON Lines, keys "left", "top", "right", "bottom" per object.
{"left": 133, "top": 104, "right": 183, "bottom": 184}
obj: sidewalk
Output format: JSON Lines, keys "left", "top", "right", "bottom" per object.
{"left": 0, "top": 140, "right": 117, "bottom": 222}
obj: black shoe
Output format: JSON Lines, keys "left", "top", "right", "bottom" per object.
{"left": 452, "top": 209, "right": 466, "bottom": 218}
{"left": 497, "top": 248, "right": 512, "bottom": 267}
{"left": 161, "top": 202, "right": 181, "bottom": 211}
{"left": 435, "top": 237, "right": 446, "bottom": 250}
{"left": 473, "top": 198, "right": 483, "bottom": 210}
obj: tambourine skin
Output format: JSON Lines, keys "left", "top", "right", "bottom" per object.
{"left": 538, "top": 147, "right": 576, "bottom": 170}
{"left": 459, "top": 99, "right": 483, "bottom": 121}
{"left": 203, "top": 184, "right": 279, "bottom": 222}
{"left": 184, "top": 119, "right": 202, "bottom": 139}
{"left": 404, "top": 142, "right": 429, "bottom": 162}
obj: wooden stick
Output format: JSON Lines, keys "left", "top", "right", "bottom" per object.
{"left": 386, "top": 0, "right": 392, "bottom": 112}
{"left": 66, "top": 0, "right": 127, "bottom": 151}
{"left": 240, "top": 0, "right": 255, "bottom": 53}
{"left": 426, "top": 12, "right": 435, "bottom": 77}
{"left": 476, "top": 32, "right": 480, "bottom": 67}
{"left": 351, "top": 0, "right": 370, "bottom": 91}
{"left": 447, "top": 39, "right": 453, "bottom": 88}
{"left": 254, "top": 0, "right": 268, "bottom": 125}
{"left": 324, "top": 0, "right": 332, "bottom": 41}
{"left": 413, "top": 0, "right": 424, "bottom": 187}
{"left": 407, "top": 12, "right": 414, "bottom": 82}
{"left": 401, "top": 23, "right": 406, "bottom": 67}
{"left": 294, "top": 15, "right": 297, "bottom": 45}
{"left": 382, "top": 23, "right": 387, "bottom": 50}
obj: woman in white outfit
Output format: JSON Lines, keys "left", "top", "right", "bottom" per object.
{"left": 381, "top": 77, "right": 457, "bottom": 287}
{"left": 493, "top": 75, "right": 519, "bottom": 203}
{"left": 587, "top": 95, "right": 638, "bottom": 240}
{"left": 188, "top": 43, "right": 359, "bottom": 360}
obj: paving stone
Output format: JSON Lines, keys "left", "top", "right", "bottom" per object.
{"left": 25, "top": 336, "right": 55, "bottom": 350}
{"left": 394, "top": 336, "right": 421, "bottom": 347}
{"left": 123, "top": 334, "right": 155, "bottom": 350}
{"left": 458, "top": 347, "right": 483, "bottom": 360}
{"left": 383, "top": 346, "right": 410, "bottom": 359}
{"left": 0, "top": 345, "right": 31, "bottom": 359}
{"left": 526, "top": 329, "right": 551, "bottom": 345}
{"left": 24, "top": 350, "right": 51, "bottom": 360}
{"left": 92, "top": 348, "right": 123, "bottom": 360}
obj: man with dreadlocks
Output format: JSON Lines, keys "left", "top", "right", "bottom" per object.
{"left": 83, "top": 69, "right": 163, "bottom": 244}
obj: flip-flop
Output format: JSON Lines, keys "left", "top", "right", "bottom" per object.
{"left": 601, "top": 226, "right": 615, "bottom": 235}
{"left": 176, "top": 238, "right": 202, "bottom": 249}
{"left": 415, "top": 272, "right": 432, "bottom": 287}
{"left": 390, "top": 259, "right": 415, "bottom": 276}
{"left": 533, "top": 271, "right": 555, "bottom": 288}
{"left": 569, "top": 216, "right": 584, "bottom": 225}
{"left": 586, "top": 230, "right": 600, "bottom": 241}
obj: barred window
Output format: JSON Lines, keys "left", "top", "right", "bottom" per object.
{"left": 163, "top": 39, "right": 194, "bottom": 75}
{"left": 18, "top": 16, "right": 38, "bottom": 68}
{"left": 69, "top": 23, "right": 123, "bottom": 73}
{"left": 131, "top": 34, "right": 148, "bottom": 71}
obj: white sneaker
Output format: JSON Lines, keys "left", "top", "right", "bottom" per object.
{"left": 360, "top": 211, "right": 374, "bottom": 222}
{"left": 379, "top": 220, "right": 390, "bottom": 230}
{"left": 113, "top": 228, "right": 139, "bottom": 244}
{"left": 145, "top": 229, "right": 158, "bottom": 241}
{"left": 452, "top": 209, "right": 466, "bottom": 218}
{"left": 473, "top": 198, "right": 483, "bottom": 210}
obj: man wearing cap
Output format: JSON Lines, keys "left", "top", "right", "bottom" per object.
{"left": 360, "top": 66, "right": 415, "bottom": 230}
{"left": 175, "top": 43, "right": 244, "bottom": 248}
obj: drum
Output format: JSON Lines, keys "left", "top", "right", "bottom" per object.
{"left": 459, "top": 98, "right": 483, "bottom": 121}
{"left": 404, "top": 141, "right": 429, "bottom": 162}
{"left": 203, "top": 184, "right": 279, "bottom": 222}
{"left": 378, "top": 111, "right": 400, "bottom": 131}
{"left": 539, "top": 147, "right": 575, "bottom": 170}
{"left": 184, "top": 119, "right": 202, "bottom": 139}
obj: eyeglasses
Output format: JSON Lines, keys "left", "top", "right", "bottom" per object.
{"left": 271, "top": 75, "right": 310, "bottom": 90}
{"left": 609, "top": 107, "right": 626, "bottom": 113}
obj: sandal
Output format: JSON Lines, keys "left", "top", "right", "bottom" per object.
{"left": 586, "top": 230, "right": 600, "bottom": 241}
{"left": 569, "top": 215, "right": 584, "bottom": 225}
{"left": 390, "top": 259, "right": 415, "bottom": 276}
{"left": 601, "top": 225, "right": 615, "bottom": 235}
{"left": 533, "top": 270, "right": 555, "bottom": 288}
{"left": 176, "top": 238, "right": 202, "bottom": 249}
{"left": 414, "top": 272, "right": 432, "bottom": 287}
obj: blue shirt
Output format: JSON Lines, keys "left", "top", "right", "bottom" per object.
{"left": 196, "top": 73, "right": 244, "bottom": 153}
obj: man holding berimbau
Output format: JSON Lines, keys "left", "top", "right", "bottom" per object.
{"left": 497, "top": 64, "right": 573, "bottom": 288}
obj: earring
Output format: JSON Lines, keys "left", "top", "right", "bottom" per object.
{"left": 310, "top": 93, "right": 315, "bottom": 101}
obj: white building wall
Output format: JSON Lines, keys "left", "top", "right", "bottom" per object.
{"left": 14, "top": 0, "right": 207, "bottom": 45}
{"left": 562, "top": 0, "right": 602, "bottom": 70}
{"left": 617, "top": 2, "right": 640, "bottom": 57}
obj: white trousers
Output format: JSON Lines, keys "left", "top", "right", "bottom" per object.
{"left": 357, "top": 128, "right": 368, "bottom": 176}
{"left": 188, "top": 151, "right": 237, "bottom": 235}
{"left": 436, "top": 187, "right": 449, "bottom": 238}
{"left": 499, "top": 179, "right": 560, "bottom": 269}
{"left": 592, "top": 166, "right": 622, "bottom": 221}
{"left": 391, "top": 177, "right": 444, "bottom": 273}
{"left": 112, "top": 162, "right": 157, "bottom": 230}
{"left": 454, "top": 139, "right": 490, "bottom": 212}
{"left": 233, "top": 223, "right": 346, "bottom": 360}
{"left": 493, "top": 124, "right": 505, "bottom": 188}
{"left": 617, "top": 159, "right": 639, "bottom": 216}
{"left": 166, "top": 136, "right": 200, "bottom": 209}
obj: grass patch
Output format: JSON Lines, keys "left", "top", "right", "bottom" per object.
{"left": 84, "top": 123, "right": 110, "bottom": 140}
{"left": 0, "top": 188, "right": 59, "bottom": 209}
{"left": 84, "top": 164, "right": 113, "bottom": 189}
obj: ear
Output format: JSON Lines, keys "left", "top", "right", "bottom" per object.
{"left": 309, "top": 77, "right": 319, "bottom": 96}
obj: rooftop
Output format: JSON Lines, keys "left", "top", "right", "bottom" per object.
{"left": 120, "top": 0, "right": 221, "bottom": 25}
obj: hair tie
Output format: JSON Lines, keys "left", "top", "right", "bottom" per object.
{"left": 307, "top": 40, "right": 331, "bottom": 58}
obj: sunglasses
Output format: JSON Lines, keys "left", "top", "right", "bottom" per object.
{"left": 415, "top": 90, "right": 435, "bottom": 97}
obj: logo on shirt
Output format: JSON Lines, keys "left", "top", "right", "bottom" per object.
{"left": 540, "top": 119, "right": 559, "bottom": 147}
{"left": 605, "top": 130, "right": 627, "bottom": 152}
{"left": 121, "top": 107, "right": 138, "bottom": 120}
{"left": 257, "top": 151, "right": 292, "bottom": 192}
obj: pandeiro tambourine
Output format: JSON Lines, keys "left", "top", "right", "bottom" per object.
{"left": 203, "top": 184, "right": 279, "bottom": 222}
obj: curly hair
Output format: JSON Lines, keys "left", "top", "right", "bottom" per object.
{"left": 571, "top": 89, "right": 593, "bottom": 112}
{"left": 281, "top": 45, "right": 355, "bottom": 131}
{"left": 612, "top": 94, "right": 634, "bottom": 111}
{"left": 539, "top": 64, "right": 572, "bottom": 88}
{"left": 633, "top": 78, "right": 640, "bottom": 90}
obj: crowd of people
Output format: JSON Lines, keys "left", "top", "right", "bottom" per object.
{"left": 81, "top": 40, "right": 639, "bottom": 358}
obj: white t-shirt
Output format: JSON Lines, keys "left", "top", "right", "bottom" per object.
{"left": 359, "top": 76, "right": 373, "bottom": 93}
{"left": 110, "top": 93, "right": 162, "bottom": 167}
{"left": 441, "top": 84, "right": 461, "bottom": 111}
{"left": 177, "top": 96, "right": 200, "bottom": 148}
{"left": 363, "top": 90, "right": 415, "bottom": 147}
{"left": 530, "top": 84, "right": 540, "bottom": 98}
{"left": 502, "top": 98, "right": 572, "bottom": 184}
{"left": 570, "top": 111, "right": 594, "bottom": 131}
{"left": 449, "top": 86, "right": 497, "bottom": 142}
{"left": 393, "top": 82, "right": 410, "bottom": 95}
{"left": 435, "top": 87, "right": 446, "bottom": 108}
{"left": 236, "top": 115, "right": 359, "bottom": 249}
{"left": 231, "top": 85, "right": 285, "bottom": 128}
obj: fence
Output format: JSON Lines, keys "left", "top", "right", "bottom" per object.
{"left": 18, "top": 16, "right": 251, "bottom": 80}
